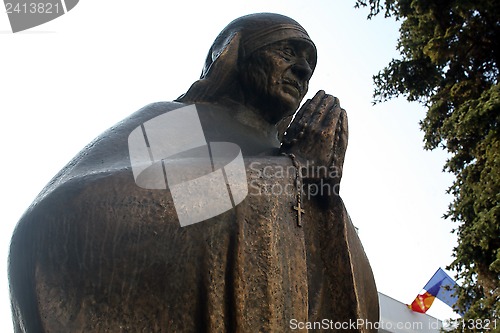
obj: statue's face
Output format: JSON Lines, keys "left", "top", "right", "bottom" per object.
{"left": 240, "top": 39, "right": 316, "bottom": 124}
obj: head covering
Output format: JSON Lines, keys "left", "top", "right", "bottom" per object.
{"left": 177, "top": 13, "right": 317, "bottom": 103}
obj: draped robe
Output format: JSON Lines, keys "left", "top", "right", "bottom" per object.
{"left": 10, "top": 101, "right": 378, "bottom": 332}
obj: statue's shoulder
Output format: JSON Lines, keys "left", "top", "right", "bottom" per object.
{"left": 22, "top": 101, "right": 187, "bottom": 216}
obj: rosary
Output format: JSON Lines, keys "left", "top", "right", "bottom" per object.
{"left": 282, "top": 153, "right": 304, "bottom": 227}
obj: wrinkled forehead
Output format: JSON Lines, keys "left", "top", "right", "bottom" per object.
{"left": 242, "top": 24, "right": 316, "bottom": 61}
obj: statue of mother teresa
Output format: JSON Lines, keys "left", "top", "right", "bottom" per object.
{"left": 9, "top": 13, "right": 378, "bottom": 332}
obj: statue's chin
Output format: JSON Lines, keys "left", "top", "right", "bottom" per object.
{"left": 278, "top": 91, "right": 303, "bottom": 115}
{"left": 240, "top": 88, "right": 299, "bottom": 125}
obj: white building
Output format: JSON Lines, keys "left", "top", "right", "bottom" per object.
{"left": 378, "top": 292, "right": 443, "bottom": 333}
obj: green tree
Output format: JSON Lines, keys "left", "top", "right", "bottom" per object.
{"left": 355, "top": 0, "right": 499, "bottom": 328}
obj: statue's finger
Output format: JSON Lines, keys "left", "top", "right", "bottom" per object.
{"left": 297, "top": 90, "right": 325, "bottom": 125}
{"left": 289, "top": 98, "right": 312, "bottom": 133}
{"left": 331, "top": 108, "right": 348, "bottom": 179}
{"left": 321, "top": 96, "right": 342, "bottom": 131}
{"left": 297, "top": 90, "right": 328, "bottom": 127}
{"left": 293, "top": 98, "right": 311, "bottom": 124}
{"left": 282, "top": 101, "right": 307, "bottom": 141}
{"left": 305, "top": 93, "right": 334, "bottom": 134}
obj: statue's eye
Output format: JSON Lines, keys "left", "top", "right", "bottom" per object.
{"left": 281, "top": 47, "right": 295, "bottom": 57}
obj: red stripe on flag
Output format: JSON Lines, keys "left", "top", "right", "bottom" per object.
{"left": 408, "top": 292, "right": 436, "bottom": 313}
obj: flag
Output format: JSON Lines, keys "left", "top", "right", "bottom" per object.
{"left": 408, "top": 279, "right": 441, "bottom": 313}
{"left": 408, "top": 268, "right": 460, "bottom": 314}
{"left": 423, "top": 268, "right": 459, "bottom": 308}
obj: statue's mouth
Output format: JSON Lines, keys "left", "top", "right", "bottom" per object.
{"left": 281, "top": 80, "right": 303, "bottom": 97}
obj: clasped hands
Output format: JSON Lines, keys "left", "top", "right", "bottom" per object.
{"left": 280, "top": 90, "right": 348, "bottom": 188}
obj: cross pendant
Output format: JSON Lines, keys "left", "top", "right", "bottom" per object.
{"left": 293, "top": 202, "right": 305, "bottom": 227}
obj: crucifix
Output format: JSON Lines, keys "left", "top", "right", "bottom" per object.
{"left": 283, "top": 153, "right": 305, "bottom": 227}
{"left": 293, "top": 202, "right": 305, "bottom": 227}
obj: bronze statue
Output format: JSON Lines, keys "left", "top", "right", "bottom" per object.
{"left": 9, "top": 13, "right": 378, "bottom": 332}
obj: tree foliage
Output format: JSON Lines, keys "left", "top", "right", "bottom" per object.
{"left": 355, "top": 0, "right": 500, "bottom": 328}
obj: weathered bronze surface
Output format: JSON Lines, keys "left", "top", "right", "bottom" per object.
{"left": 9, "top": 13, "right": 378, "bottom": 332}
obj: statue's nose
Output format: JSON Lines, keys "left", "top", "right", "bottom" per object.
{"left": 291, "top": 57, "right": 313, "bottom": 81}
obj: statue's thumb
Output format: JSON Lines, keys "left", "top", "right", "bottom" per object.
{"left": 332, "top": 109, "right": 348, "bottom": 181}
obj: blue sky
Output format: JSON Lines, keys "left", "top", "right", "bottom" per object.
{"left": 1, "top": 0, "right": 460, "bottom": 330}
